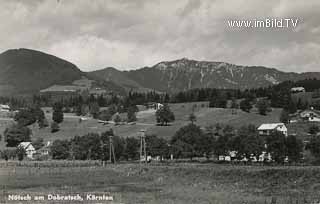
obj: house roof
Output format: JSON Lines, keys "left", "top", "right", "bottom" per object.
{"left": 300, "top": 109, "right": 320, "bottom": 116}
{"left": 19, "top": 142, "right": 34, "bottom": 150}
{"left": 291, "top": 87, "right": 305, "bottom": 91}
{"left": 257, "top": 123, "right": 285, "bottom": 130}
{"left": 0, "top": 104, "right": 10, "bottom": 109}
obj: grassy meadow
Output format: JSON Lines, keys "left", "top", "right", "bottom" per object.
{"left": 1, "top": 162, "right": 320, "bottom": 204}
{"left": 6, "top": 102, "right": 286, "bottom": 143}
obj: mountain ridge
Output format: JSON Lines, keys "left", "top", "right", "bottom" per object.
{"left": 1, "top": 48, "right": 320, "bottom": 95}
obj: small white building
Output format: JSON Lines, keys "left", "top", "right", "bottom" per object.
{"left": 18, "top": 142, "right": 36, "bottom": 159}
{"left": 145, "top": 102, "right": 163, "bottom": 110}
{"left": 0, "top": 104, "right": 10, "bottom": 112}
{"left": 291, "top": 87, "right": 305, "bottom": 93}
{"left": 257, "top": 123, "right": 288, "bottom": 136}
{"left": 300, "top": 108, "right": 320, "bottom": 122}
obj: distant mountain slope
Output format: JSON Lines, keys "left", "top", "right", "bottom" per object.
{"left": 89, "top": 67, "right": 143, "bottom": 89}
{"left": 91, "top": 58, "right": 320, "bottom": 92}
{"left": 0, "top": 48, "right": 84, "bottom": 95}
{"left": 89, "top": 67, "right": 159, "bottom": 92}
{"left": 1, "top": 48, "right": 319, "bottom": 96}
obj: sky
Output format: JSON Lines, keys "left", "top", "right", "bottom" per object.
{"left": 0, "top": 0, "right": 319, "bottom": 72}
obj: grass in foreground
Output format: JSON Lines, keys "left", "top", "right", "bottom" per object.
{"left": 1, "top": 162, "right": 320, "bottom": 204}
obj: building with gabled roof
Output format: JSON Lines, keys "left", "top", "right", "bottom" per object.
{"left": 18, "top": 142, "right": 36, "bottom": 159}
{"left": 257, "top": 123, "right": 287, "bottom": 136}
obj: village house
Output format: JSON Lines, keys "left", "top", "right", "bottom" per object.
{"left": 257, "top": 123, "right": 288, "bottom": 136}
{"left": 300, "top": 108, "right": 320, "bottom": 122}
{"left": 291, "top": 87, "right": 305, "bottom": 93}
{"left": 145, "top": 102, "right": 163, "bottom": 110}
{"left": 0, "top": 104, "right": 10, "bottom": 112}
{"left": 18, "top": 142, "right": 36, "bottom": 159}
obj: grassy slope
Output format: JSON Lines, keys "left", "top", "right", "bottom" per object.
{"left": 27, "top": 102, "right": 283, "bottom": 143}
{"left": 2, "top": 163, "right": 320, "bottom": 204}
{"left": 0, "top": 102, "right": 310, "bottom": 147}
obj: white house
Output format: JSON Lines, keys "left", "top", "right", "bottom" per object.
{"left": 257, "top": 123, "right": 288, "bottom": 136}
{"left": 18, "top": 142, "right": 36, "bottom": 159}
{"left": 0, "top": 104, "right": 10, "bottom": 112}
{"left": 291, "top": 87, "right": 305, "bottom": 93}
{"left": 300, "top": 108, "right": 320, "bottom": 122}
{"left": 145, "top": 102, "right": 163, "bottom": 110}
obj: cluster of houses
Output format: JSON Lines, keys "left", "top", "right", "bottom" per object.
{"left": 221, "top": 123, "right": 288, "bottom": 162}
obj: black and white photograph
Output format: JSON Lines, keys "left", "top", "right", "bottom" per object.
{"left": 1, "top": 0, "right": 320, "bottom": 203}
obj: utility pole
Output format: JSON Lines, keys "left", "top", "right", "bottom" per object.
{"left": 109, "top": 134, "right": 116, "bottom": 164}
{"left": 139, "top": 129, "right": 147, "bottom": 166}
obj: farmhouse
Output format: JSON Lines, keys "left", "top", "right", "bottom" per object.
{"left": 300, "top": 108, "right": 320, "bottom": 122}
{"left": 291, "top": 87, "right": 305, "bottom": 93}
{"left": 0, "top": 104, "right": 10, "bottom": 112}
{"left": 257, "top": 123, "right": 288, "bottom": 136}
{"left": 145, "top": 102, "right": 163, "bottom": 110}
{"left": 18, "top": 142, "right": 36, "bottom": 159}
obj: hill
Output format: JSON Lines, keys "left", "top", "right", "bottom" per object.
{"left": 18, "top": 102, "right": 284, "bottom": 143}
{"left": 0, "top": 48, "right": 84, "bottom": 95}
{"left": 91, "top": 58, "right": 320, "bottom": 92}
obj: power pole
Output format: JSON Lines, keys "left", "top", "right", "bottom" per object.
{"left": 139, "top": 129, "right": 147, "bottom": 166}
{"left": 109, "top": 135, "right": 116, "bottom": 164}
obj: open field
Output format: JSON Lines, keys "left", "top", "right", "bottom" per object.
{"left": 0, "top": 102, "right": 315, "bottom": 148}
{"left": 30, "top": 102, "right": 285, "bottom": 142}
{"left": 1, "top": 162, "right": 320, "bottom": 203}
{"left": 0, "top": 101, "right": 312, "bottom": 150}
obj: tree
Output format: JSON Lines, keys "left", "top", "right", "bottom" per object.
{"left": 171, "top": 123, "right": 205, "bottom": 160}
{"left": 98, "top": 110, "right": 113, "bottom": 121}
{"left": 100, "top": 129, "right": 125, "bottom": 161}
{"left": 209, "top": 97, "right": 227, "bottom": 108}
{"left": 256, "top": 99, "right": 270, "bottom": 115}
{"left": 32, "top": 138, "right": 44, "bottom": 150}
{"left": 51, "top": 122, "right": 60, "bottom": 133}
{"left": 89, "top": 102, "right": 100, "bottom": 119}
{"left": 266, "top": 131, "right": 287, "bottom": 164}
{"left": 233, "top": 125, "right": 264, "bottom": 161}
{"left": 52, "top": 102, "right": 64, "bottom": 123}
{"left": 127, "top": 106, "right": 137, "bottom": 122}
{"left": 114, "top": 114, "right": 121, "bottom": 125}
{"left": 285, "top": 135, "right": 303, "bottom": 163}
{"left": 231, "top": 98, "right": 239, "bottom": 109}
{"left": 156, "top": 104, "right": 175, "bottom": 126}
{"left": 280, "top": 109, "right": 290, "bottom": 124}
{"left": 16, "top": 146, "right": 26, "bottom": 161}
{"left": 189, "top": 113, "right": 196, "bottom": 124}
{"left": 124, "top": 137, "right": 140, "bottom": 160}
{"left": 14, "top": 109, "right": 37, "bottom": 126}
{"left": 240, "top": 98, "right": 252, "bottom": 113}
{"left": 36, "top": 108, "right": 47, "bottom": 128}
{"left": 308, "top": 135, "right": 320, "bottom": 161}
{"left": 146, "top": 135, "right": 169, "bottom": 160}
{"left": 4, "top": 124, "right": 32, "bottom": 147}
{"left": 50, "top": 139, "right": 70, "bottom": 159}
{"left": 71, "top": 133, "right": 102, "bottom": 160}
{"left": 309, "top": 125, "right": 320, "bottom": 135}
{"left": 286, "top": 99, "right": 297, "bottom": 114}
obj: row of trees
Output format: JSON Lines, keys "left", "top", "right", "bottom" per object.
{"left": 50, "top": 129, "right": 169, "bottom": 161}
{"left": 47, "top": 120, "right": 320, "bottom": 164}
{"left": 171, "top": 122, "right": 307, "bottom": 163}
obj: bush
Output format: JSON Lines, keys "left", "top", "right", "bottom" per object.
{"left": 240, "top": 98, "right": 252, "bottom": 113}
{"left": 4, "top": 124, "right": 32, "bottom": 147}
{"left": 50, "top": 139, "right": 70, "bottom": 159}
{"left": 51, "top": 122, "right": 60, "bottom": 133}
{"left": 156, "top": 104, "right": 175, "bottom": 126}
{"left": 16, "top": 147, "right": 26, "bottom": 161}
